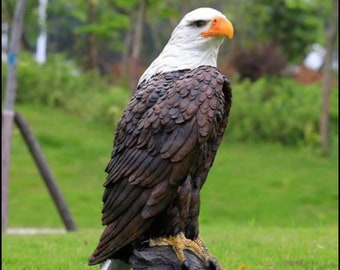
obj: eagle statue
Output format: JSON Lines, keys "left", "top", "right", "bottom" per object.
{"left": 89, "top": 7, "right": 234, "bottom": 270}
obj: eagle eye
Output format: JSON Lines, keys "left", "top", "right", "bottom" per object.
{"left": 190, "top": 20, "right": 208, "bottom": 28}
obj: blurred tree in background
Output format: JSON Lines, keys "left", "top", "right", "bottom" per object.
{"left": 2, "top": 0, "right": 334, "bottom": 76}
{"left": 1, "top": 0, "right": 338, "bottom": 152}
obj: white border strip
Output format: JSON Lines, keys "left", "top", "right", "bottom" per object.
{"left": 5, "top": 228, "right": 67, "bottom": 234}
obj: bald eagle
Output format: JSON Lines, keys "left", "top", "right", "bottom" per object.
{"left": 89, "top": 7, "right": 234, "bottom": 269}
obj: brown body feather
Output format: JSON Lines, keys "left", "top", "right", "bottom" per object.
{"left": 89, "top": 65, "right": 232, "bottom": 265}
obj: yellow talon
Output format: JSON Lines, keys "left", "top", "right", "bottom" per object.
{"left": 149, "top": 232, "right": 224, "bottom": 270}
{"left": 150, "top": 232, "right": 199, "bottom": 262}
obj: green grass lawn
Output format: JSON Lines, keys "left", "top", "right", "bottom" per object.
{"left": 2, "top": 104, "right": 338, "bottom": 269}
{"left": 2, "top": 226, "right": 338, "bottom": 270}
{"left": 202, "top": 225, "right": 338, "bottom": 270}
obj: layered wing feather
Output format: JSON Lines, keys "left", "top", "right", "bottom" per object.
{"left": 89, "top": 66, "right": 231, "bottom": 265}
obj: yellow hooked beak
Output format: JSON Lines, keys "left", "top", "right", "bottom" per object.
{"left": 201, "top": 16, "right": 234, "bottom": 39}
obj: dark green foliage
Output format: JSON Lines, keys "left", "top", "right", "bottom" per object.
{"left": 227, "top": 76, "right": 338, "bottom": 147}
{"left": 235, "top": 0, "right": 323, "bottom": 64}
{"left": 1, "top": 52, "right": 130, "bottom": 126}
{"left": 264, "top": 0, "right": 319, "bottom": 62}
{"left": 2, "top": 54, "right": 338, "bottom": 149}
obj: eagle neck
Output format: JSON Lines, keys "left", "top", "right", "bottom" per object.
{"left": 138, "top": 39, "right": 222, "bottom": 85}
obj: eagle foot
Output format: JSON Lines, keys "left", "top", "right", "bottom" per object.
{"left": 149, "top": 232, "right": 223, "bottom": 269}
{"left": 194, "top": 236, "right": 225, "bottom": 270}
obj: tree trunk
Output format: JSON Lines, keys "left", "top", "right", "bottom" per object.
{"left": 2, "top": 0, "right": 26, "bottom": 232}
{"left": 35, "top": 0, "right": 48, "bottom": 64}
{"left": 128, "top": 0, "right": 146, "bottom": 95}
{"left": 86, "top": 0, "right": 98, "bottom": 70}
{"left": 14, "top": 113, "right": 77, "bottom": 231}
{"left": 320, "top": 0, "right": 338, "bottom": 155}
{"left": 121, "top": 26, "right": 133, "bottom": 82}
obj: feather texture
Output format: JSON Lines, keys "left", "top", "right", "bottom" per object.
{"left": 89, "top": 66, "right": 232, "bottom": 265}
